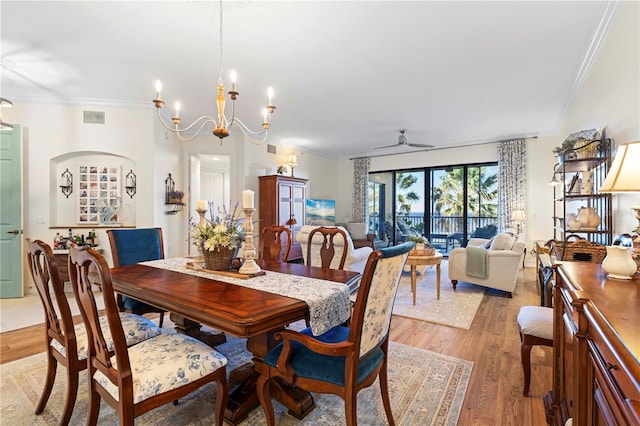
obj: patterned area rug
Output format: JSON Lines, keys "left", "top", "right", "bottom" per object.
{"left": 393, "top": 261, "right": 485, "bottom": 329}
{"left": 1, "top": 332, "right": 472, "bottom": 425}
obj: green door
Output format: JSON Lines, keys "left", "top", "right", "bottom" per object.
{"left": 0, "top": 125, "right": 23, "bottom": 298}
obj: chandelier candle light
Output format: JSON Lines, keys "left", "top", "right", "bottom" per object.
{"left": 152, "top": 0, "right": 276, "bottom": 144}
{"left": 239, "top": 189, "right": 261, "bottom": 275}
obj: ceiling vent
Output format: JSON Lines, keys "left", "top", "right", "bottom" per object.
{"left": 83, "top": 110, "right": 105, "bottom": 124}
{"left": 267, "top": 144, "right": 277, "bottom": 154}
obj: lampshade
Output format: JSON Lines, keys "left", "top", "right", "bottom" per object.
{"left": 511, "top": 209, "right": 526, "bottom": 221}
{"left": 287, "top": 154, "right": 298, "bottom": 166}
{"left": 599, "top": 141, "right": 640, "bottom": 192}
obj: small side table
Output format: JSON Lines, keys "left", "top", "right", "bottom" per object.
{"left": 405, "top": 251, "right": 443, "bottom": 304}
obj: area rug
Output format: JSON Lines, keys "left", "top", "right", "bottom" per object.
{"left": 1, "top": 332, "right": 472, "bottom": 425}
{"left": 393, "top": 261, "right": 485, "bottom": 329}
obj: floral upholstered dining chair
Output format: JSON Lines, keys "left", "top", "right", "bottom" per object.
{"left": 255, "top": 241, "right": 414, "bottom": 426}
{"left": 68, "top": 245, "right": 229, "bottom": 425}
{"left": 25, "top": 239, "right": 163, "bottom": 425}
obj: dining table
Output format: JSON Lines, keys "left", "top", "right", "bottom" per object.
{"left": 110, "top": 257, "right": 361, "bottom": 425}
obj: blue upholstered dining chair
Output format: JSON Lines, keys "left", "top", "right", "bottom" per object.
{"left": 106, "top": 228, "right": 166, "bottom": 327}
{"left": 68, "top": 245, "right": 229, "bottom": 426}
{"left": 26, "top": 239, "right": 163, "bottom": 425}
{"left": 255, "top": 241, "right": 414, "bottom": 426}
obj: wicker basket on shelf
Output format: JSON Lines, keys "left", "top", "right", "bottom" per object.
{"left": 552, "top": 237, "right": 606, "bottom": 263}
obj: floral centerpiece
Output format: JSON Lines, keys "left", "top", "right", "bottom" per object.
{"left": 191, "top": 201, "right": 245, "bottom": 270}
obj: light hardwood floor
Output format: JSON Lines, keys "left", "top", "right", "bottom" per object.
{"left": 0, "top": 266, "right": 550, "bottom": 425}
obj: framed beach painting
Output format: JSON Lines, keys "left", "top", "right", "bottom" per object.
{"left": 306, "top": 199, "right": 336, "bottom": 226}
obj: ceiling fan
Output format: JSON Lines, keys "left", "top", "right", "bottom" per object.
{"left": 375, "top": 129, "right": 434, "bottom": 149}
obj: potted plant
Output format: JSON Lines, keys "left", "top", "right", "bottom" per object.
{"left": 552, "top": 140, "right": 577, "bottom": 162}
{"left": 190, "top": 202, "right": 245, "bottom": 270}
{"left": 167, "top": 190, "right": 184, "bottom": 204}
{"left": 406, "top": 235, "right": 430, "bottom": 251}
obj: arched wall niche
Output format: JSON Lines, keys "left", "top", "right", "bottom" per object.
{"left": 49, "top": 151, "right": 136, "bottom": 227}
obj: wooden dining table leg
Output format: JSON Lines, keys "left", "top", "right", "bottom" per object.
{"left": 169, "top": 313, "right": 227, "bottom": 347}
{"left": 223, "top": 331, "right": 315, "bottom": 425}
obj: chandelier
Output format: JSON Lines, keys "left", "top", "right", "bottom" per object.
{"left": 152, "top": 0, "right": 275, "bottom": 144}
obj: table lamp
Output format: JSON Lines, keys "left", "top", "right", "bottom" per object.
{"left": 511, "top": 209, "right": 526, "bottom": 234}
{"left": 599, "top": 141, "right": 640, "bottom": 277}
{"left": 287, "top": 154, "right": 298, "bottom": 177}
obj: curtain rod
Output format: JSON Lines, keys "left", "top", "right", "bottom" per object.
{"left": 349, "top": 135, "right": 537, "bottom": 160}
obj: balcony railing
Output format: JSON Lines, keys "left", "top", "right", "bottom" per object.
{"left": 370, "top": 213, "right": 498, "bottom": 254}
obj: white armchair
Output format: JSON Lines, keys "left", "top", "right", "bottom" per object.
{"left": 296, "top": 225, "right": 373, "bottom": 274}
{"left": 448, "top": 231, "right": 526, "bottom": 297}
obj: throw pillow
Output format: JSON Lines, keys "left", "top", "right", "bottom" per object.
{"left": 489, "top": 232, "right": 516, "bottom": 251}
{"left": 346, "top": 222, "right": 367, "bottom": 240}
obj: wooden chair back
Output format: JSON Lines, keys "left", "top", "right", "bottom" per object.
{"left": 350, "top": 242, "right": 412, "bottom": 356}
{"left": 68, "top": 246, "right": 128, "bottom": 388}
{"left": 26, "top": 238, "right": 83, "bottom": 424}
{"left": 307, "top": 226, "right": 348, "bottom": 269}
{"left": 259, "top": 225, "right": 292, "bottom": 262}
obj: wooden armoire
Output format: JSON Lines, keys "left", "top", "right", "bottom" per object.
{"left": 258, "top": 175, "right": 307, "bottom": 261}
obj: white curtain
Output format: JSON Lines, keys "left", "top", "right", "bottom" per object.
{"left": 498, "top": 139, "right": 527, "bottom": 232}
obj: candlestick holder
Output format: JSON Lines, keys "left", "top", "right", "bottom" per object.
{"left": 239, "top": 208, "right": 261, "bottom": 274}
{"left": 194, "top": 208, "right": 207, "bottom": 265}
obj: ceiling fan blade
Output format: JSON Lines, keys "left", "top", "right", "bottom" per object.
{"left": 375, "top": 143, "right": 402, "bottom": 149}
{"left": 407, "top": 143, "right": 435, "bottom": 148}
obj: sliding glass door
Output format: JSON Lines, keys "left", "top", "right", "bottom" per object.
{"left": 430, "top": 167, "right": 465, "bottom": 253}
{"left": 370, "top": 162, "right": 498, "bottom": 255}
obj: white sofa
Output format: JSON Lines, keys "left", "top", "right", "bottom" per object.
{"left": 448, "top": 230, "right": 526, "bottom": 296}
{"left": 296, "top": 225, "right": 374, "bottom": 274}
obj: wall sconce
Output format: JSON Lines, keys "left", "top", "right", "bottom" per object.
{"left": 125, "top": 169, "right": 137, "bottom": 198}
{"left": 60, "top": 168, "right": 73, "bottom": 198}
{"left": 287, "top": 154, "right": 298, "bottom": 177}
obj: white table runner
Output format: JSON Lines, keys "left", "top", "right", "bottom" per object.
{"left": 141, "top": 258, "right": 351, "bottom": 336}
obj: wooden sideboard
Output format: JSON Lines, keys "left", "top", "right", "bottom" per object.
{"left": 545, "top": 262, "right": 640, "bottom": 425}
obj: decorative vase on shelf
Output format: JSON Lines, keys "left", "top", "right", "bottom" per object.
{"left": 566, "top": 213, "right": 581, "bottom": 231}
{"left": 580, "top": 170, "right": 594, "bottom": 195}
{"left": 602, "top": 246, "right": 637, "bottom": 280}
{"left": 577, "top": 207, "right": 600, "bottom": 230}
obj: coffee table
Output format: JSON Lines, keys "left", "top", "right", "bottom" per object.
{"left": 406, "top": 250, "right": 443, "bottom": 304}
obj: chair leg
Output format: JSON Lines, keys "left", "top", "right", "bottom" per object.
{"left": 60, "top": 363, "right": 79, "bottom": 426}
{"left": 521, "top": 336, "right": 533, "bottom": 397}
{"left": 158, "top": 312, "right": 165, "bottom": 328}
{"left": 34, "top": 352, "right": 57, "bottom": 414}
{"left": 379, "top": 365, "right": 395, "bottom": 426}
{"left": 87, "top": 388, "right": 101, "bottom": 426}
{"left": 344, "top": 390, "right": 358, "bottom": 426}
{"left": 214, "top": 373, "right": 228, "bottom": 426}
{"left": 256, "top": 374, "right": 275, "bottom": 426}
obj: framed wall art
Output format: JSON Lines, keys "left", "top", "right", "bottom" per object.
{"left": 77, "top": 165, "right": 121, "bottom": 224}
